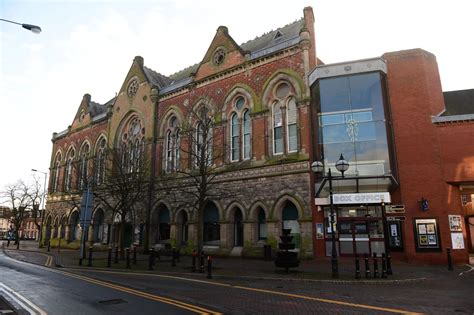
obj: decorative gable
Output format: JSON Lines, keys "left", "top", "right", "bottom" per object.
{"left": 70, "top": 94, "right": 93, "bottom": 130}
{"left": 194, "top": 26, "right": 247, "bottom": 81}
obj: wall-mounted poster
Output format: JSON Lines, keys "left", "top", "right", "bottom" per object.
{"left": 414, "top": 218, "right": 441, "bottom": 252}
{"left": 448, "top": 215, "right": 463, "bottom": 232}
{"left": 316, "top": 223, "right": 324, "bottom": 239}
{"left": 451, "top": 233, "right": 465, "bottom": 249}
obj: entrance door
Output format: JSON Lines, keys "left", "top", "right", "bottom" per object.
{"left": 339, "top": 220, "right": 370, "bottom": 256}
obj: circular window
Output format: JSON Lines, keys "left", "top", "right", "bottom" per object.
{"left": 79, "top": 110, "right": 85, "bottom": 122}
{"left": 213, "top": 48, "right": 226, "bottom": 66}
{"left": 127, "top": 78, "right": 139, "bottom": 98}
{"left": 235, "top": 96, "right": 245, "bottom": 110}
{"left": 276, "top": 82, "right": 290, "bottom": 99}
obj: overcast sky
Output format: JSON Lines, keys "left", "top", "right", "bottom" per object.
{"left": 1, "top": 0, "right": 473, "bottom": 194}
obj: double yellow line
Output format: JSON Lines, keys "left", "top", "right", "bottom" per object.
{"left": 50, "top": 269, "right": 220, "bottom": 314}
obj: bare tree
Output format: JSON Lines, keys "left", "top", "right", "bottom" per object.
{"left": 93, "top": 147, "right": 151, "bottom": 256}
{"left": 29, "top": 175, "right": 44, "bottom": 242}
{"left": 1, "top": 181, "right": 33, "bottom": 249}
{"left": 160, "top": 107, "right": 237, "bottom": 252}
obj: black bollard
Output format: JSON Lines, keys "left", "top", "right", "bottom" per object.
{"left": 133, "top": 246, "right": 137, "bottom": 265}
{"left": 364, "top": 253, "right": 371, "bottom": 278}
{"left": 107, "top": 247, "right": 112, "bottom": 268}
{"left": 447, "top": 247, "right": 453, "bottom": 271}
{"left": 207, "top": 256, "right": 212, "bottom": 279}
{"left": 148, "top": 248, "right": 154, "bottom": 271}
{"left": 355, "top": 254, "right": 361, "bottom": 279}
{"left": 47, "top": 240, "right": 51, "bottom": 252}
{"left": 199, "top": 251, "right": 205, "bottom": 273}
{"left": 114, "top": 246, "right": 119, "bottom": 264}
{"left": 386, "top": 251, "right": 393, "bottom": 275}
{"left": 126, "top": 248, "right": 131, "bottom": 269}
{"left": 172, "top": 248, "right": 176, "bottom": 267}
{"left": 381, "top": 253, "right": 387, "bottom": 278}
{"left": 373, "top": 252, "right": 379, "bottom": 278}
{"left": 87, "top": 247, "right": 93, "bottom": 267}
{"left": 192, "top": 250, "right": 197, "bottom": 272}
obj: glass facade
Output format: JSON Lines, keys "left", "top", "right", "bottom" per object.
{"left": 316, "top": 72, "right": 391, "bottom": 177}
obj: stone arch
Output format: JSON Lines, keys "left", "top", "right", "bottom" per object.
{"left": 249, "top": 201, "right": 269, "bottom": 221}
{"left": 222, "top": 84, "right": 257, "bottom": 120}
{"left": 189, "top": 96, "right": 219, "bottom": 125}
{"left": 93, "top": 134, "right": 108, "bottom": 155}
{"left": 91, "top": 207, "right": 105, "bottom": 243}
{"left": 225, "top": 201, "right": 247, "bottom": 221}
{"left": 159, "top": 106, "right": 185, "bottom": 137}
{"left": 68, "top": 210, "right": 81, "bottom": 241}
{"left": 272, "top": 194, "right": 305, "bottom": 220}
{"left": 203, "top": 201, "right": 221, "bottom": 246}
{"left": 52, "top": 215, "right": 60, "bottom": 238}
{"left": 151, "top": 203, "right": 171, "bottom": 244}
{"left": 261, "top": 70, "right": 305, "bottom": 110}
{"left": 114, "top": 110, "right": 146, "bottom": 148}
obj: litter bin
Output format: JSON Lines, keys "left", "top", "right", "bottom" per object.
{"left": 263, "top": 245, "right": 272, "bottom": 261}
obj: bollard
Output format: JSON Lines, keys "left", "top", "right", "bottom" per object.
{"left": 364, "top": 253, "right": 371, "bottom": 279}
{"left": 148, "top": 248, "right": 154, "bottom": 271}
{"left": 133, "top": 246, "right": 137, "bottom": 265}
{"left": 107, "top": 247, "right": 112, "bottom": 268}
{"left": 199, "top": 251, "right": 205, "bottom": 273}
{"left": 114, "top": 246, "right": 119, "bottom": 264}
{"left": 192, "top": 250, "right": 197, "bottom": 272}
{"left": 447, "top": 247, "right": 453, "bottom": 271}
{"left": 172, "top": 248, "right": 176, "bottom": 267}
{"left": 47, "top": 240, "right": 51, "bottom": 252}
{"left": 355, "top": 254, "right": 361, "bottom": 279}
{"left": 386, "top": 251, "right": 393, "bottom": 275}
{"left": 381, "top": 253, "right": 387, "bottom": 278}
{"left": 207, "top": 256, "right": 212, "bottom": 279}
{"left": 87, "top": 247, "right": 93, "bottom": 267}
{"left": 373, "top": 252, "right": 379, "bottom": 278}
{"left": 126, "top": 248, "right": 131, "bottom": 269}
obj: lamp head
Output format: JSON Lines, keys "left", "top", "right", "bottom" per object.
{"left": 22, "top": 24, "right": 41, "bottom": 34}
{"left": 311, "top": 161, "right": 324, "bottom": 174}
{"left": 335, "top": 153, "right": 349, "bottom": 176}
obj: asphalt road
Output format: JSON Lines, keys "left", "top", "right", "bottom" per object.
{"left": 0, "top": 251, "right": 213, "bottom": 314}
{"left": 1, "top": 247, "right": 473, "bottom": 314}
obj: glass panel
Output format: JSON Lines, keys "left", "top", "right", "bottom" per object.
{"left": 369, "top": 220, "right": 384, "bottom": 238}
{"left": 243, "top": 111, "right": 251, "bottom": 159}
{"left": 325, "top": 241, "right": 339, "bottom": 256}
{"left": 320, "top": 76, "right": 350, "bottom": 113}
{"left": 273, "top": 105, "right": 282, "bottom": 127}
{"left": 288, "top": 124, "right": 297, "bottom": 152}
{"left": 276, "top": 82, "right": 290, "bottom": 99}
{"left": 235, "top": 96, "right": 245, "bottom": 110}
{"left": 274, "top": 126, "right": 283, "bottom": 154}
{"left": 349, "top": 73, "right": 383, "bottom": 113}
{"left": 340, "top": 240, "right": 353, "bottom": 255}
{"left": 320, "top": 114, "right": 345, "bottom": 126}
{"left": 287, "top": 98, "right": 297, "bottom": 123}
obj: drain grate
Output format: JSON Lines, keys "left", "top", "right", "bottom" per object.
{"left": 98, "top": 299, "right": 127, "bottom": 305}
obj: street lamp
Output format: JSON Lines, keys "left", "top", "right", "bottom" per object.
{"left": 32, "top": 169, "right": 47, "bottom": 244}
{"left": 311, "top": 153, "right": 350, "bottom": 279}
{"left": 0, "top": 18, "right": 42, "bottom": 34}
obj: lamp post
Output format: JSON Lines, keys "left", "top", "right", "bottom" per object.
{"left": 0, "top": 18, "right": 42, "bottom": 34}
{"left": 32, "top": 169, "right": 47, "bottom": 244}
{"left": 311, "top": 154, "right": 349, "bottom": 279}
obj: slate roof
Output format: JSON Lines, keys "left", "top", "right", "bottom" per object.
{"left": 144, "top": 66, "right": 172, "bottom": 88}
{"left": 442, "top": 89, "right": 474, "bottom": 116}
{"left": 158, "top": 18, "right": 306, "bottom": 93}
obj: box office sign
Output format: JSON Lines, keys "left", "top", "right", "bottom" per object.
{"left": 414, "top": 218, "right": 441, "bottom": 252}
{"left": 332, "top": 192, "right": 391, "bottom": 204}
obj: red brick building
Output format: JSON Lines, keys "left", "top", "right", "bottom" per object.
{"left": 44, "top": 6, "right": 472, "bottom": 264}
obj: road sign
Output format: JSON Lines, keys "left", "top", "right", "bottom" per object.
{"left": 386, "top": 204, "right": 405, "bottom": 214}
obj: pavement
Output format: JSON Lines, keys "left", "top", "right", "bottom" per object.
{"left": 2, "top": 240, "right": 473, "bottom": 284}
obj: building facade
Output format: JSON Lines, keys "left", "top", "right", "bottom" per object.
{"left": 44, "top": 7, "right": 472, "bottom": 264}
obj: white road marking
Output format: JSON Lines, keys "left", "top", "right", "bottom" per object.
{"left": 0, "top": 283, "right": 47, "bottom": 315}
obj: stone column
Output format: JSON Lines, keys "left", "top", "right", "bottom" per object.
{"left": 220, "top": 222, "right": 230, "bottom": 248}
{"left": 243, "top": 221, "right": 254, "bottom": 245}
{"left": 170, "top": 223, "right": 177, "bottom": 245}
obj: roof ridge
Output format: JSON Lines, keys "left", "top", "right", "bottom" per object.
{"left": 240, "top": 18, "right": 303, "bottom": 46}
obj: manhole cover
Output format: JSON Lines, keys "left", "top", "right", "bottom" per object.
{"left": 98, "top": 299, "right": 127, "bottom": 305}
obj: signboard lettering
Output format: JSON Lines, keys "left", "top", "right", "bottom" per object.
{"left": 332, "top": 192, "right": 390, "bottom": 204}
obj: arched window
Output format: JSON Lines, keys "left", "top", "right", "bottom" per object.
{"left": 272, "top": 82, "right": 298, "bottom": 155}
{"left": 95, "top": 137, "right": 107, "bottom": 185}
{"left": 203, "top": 203, "right": 220, "bottom": 244}
{"left": 229, "top": 96, "right": 251, "bottom": 162}
{"left": 79, "top": 143, "right": 90, "bottom": 189}
{"left": 258, "top": 208, "right": 267, "bottom": 240}
{"left": 121, "top": 117, "right": 144, "bottom": 173}
{"left": 165, "top": 117, "right": 180, "bottom": 172}
{"left": 194, "top": 107, "right": 213, "bottom": 168}
{"left": 64, "top": 149, "right": 75, "bottom": 192}
{"left": 51, "top": 152, "right": 62, "bottom": 192}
